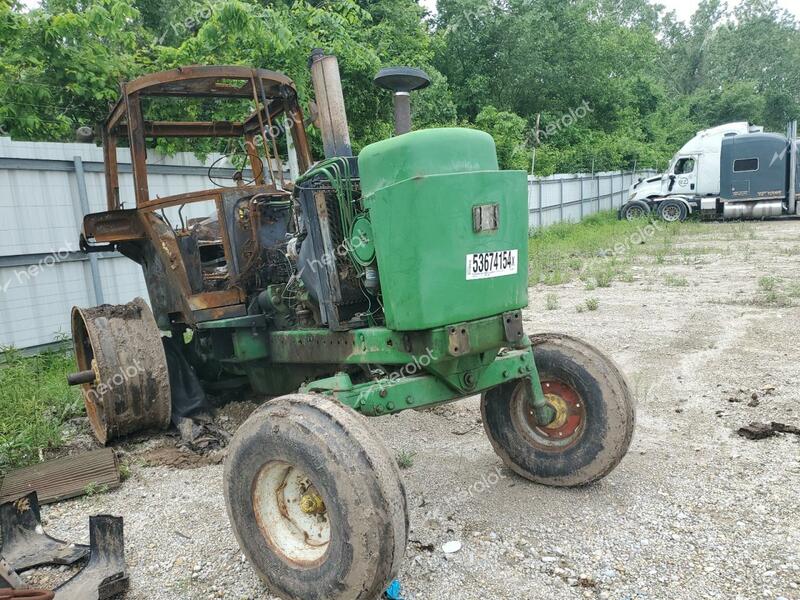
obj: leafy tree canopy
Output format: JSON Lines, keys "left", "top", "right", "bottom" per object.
{"left": 0, "top": 0, "right": 798, "bottom": 173}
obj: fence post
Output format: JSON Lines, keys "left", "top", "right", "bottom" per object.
{"left": 596, "top": 173, "right": 600, "bottom": 213}
{"left": 73, "top": 156, "right": 105, "bottom": 306}
{"left": 579, "top": 176, "right": 584, "bottom": 220}
{"left": 559, "top": 178, "right": 564, "bottom": 222}
{"left": 538, "top": 179, "right": 543, "bottom": 228}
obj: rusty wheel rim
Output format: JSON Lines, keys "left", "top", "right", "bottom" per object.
{"left": 512, "top": 380, "right": 587, "bottom": 452}
{"left": 70, "top": 309, "right": 107, "bottom": 442}
{"left": 252, "top": 461, "right": 331, "bottom": 567}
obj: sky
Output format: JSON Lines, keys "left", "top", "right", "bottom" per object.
{"left": 419, "top": 0, "right": 800, "bottom": 22}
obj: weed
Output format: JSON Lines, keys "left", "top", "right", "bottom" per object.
{"left": 592, "top": 266, "right": 613, "bottom": 288}
{"left": 758, "top": 276, "right": 777, "bottom": 292}
{"left": 84, "top": 482, "right": 110, "bottom": 497}
{"left": 545, "top": 293, "right": 559, "bottom": 310}
{"left": 576, "top": 304, "right": 586, "bottom": 313}
{"left": 664, "top": 274, "right": 689, "bottom": 287}
{"left": 396, "top": 450, "right": 416, "bottom": 470}
{"left": 0, "top": 345, "right": 83, "bottom": 474}
{"left": 585, "top": 298, "right": 600, "bottom": 311}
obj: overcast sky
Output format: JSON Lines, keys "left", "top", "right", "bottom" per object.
{"left": 419, "top": 0, "right": 800, "bottom": 22}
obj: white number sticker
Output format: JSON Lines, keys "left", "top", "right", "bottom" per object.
{"left": 466, "top": 250, "right": 518, "bottom": 280}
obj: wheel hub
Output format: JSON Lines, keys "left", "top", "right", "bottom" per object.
{"left": 252, "top": 462, "right": 331, "bottom": 566}
{"left": 299, "top": 490, "right": 326, "bottom": 516}
{"left": 513, "top": 380, "right": 587, "bottom": 451}
{"left": 662, "top": 205, "right": 680, "bottom": 221}
{"left": 626, "top": 206, "right": 644, "bottom": 220}
{"left": 543, "top": 393, "right": 570, "bottom": 429}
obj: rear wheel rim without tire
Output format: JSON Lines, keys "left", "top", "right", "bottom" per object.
{"left": 512, "top": 380, "right": 587, "bottom": 451}
{"left": 252, "top": 462, "right": 331, "bottom": 566}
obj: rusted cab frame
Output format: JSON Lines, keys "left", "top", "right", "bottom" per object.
{"left": 83, "top": 66, "right": 313, "bottom": 327}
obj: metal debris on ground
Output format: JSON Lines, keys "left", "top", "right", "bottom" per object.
{"left": 737, "top": 421, "right": 800, "bottom": 440}
{"left": 53, "top": 515, "right": 128, "bottom": 600}
{"left": 175, "top": 417, "right": 231, "bottom": 454}
{"left": 0, "top": 449, "right": 121, "bottom": 505}
{"left": 0, "top": 493, "right": 89, "bottom": 572}
{"left": 0, "top": 558, "right": 24, "bottom": 590}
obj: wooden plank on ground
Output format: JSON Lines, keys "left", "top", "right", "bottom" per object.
{"left": 0, "top": 448, "right": 120, "bottom": 505}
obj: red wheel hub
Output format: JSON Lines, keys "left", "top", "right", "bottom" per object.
{"left": 533, "top": 380, "right": 585, "bottom": 441}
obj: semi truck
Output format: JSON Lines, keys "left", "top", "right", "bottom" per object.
{"left": 620, "top": 121, "right": 800, "bottom": 221}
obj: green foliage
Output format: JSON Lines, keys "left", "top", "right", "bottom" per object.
{"left": 0, "top": 347, "right": 83, "bottom": 473}
{"left": 0, "top": 0, "right": 798, "bottom": 174}
{"left": 473, "top": 105, "right": 529, "bottom": 170}
{"left": 395, "top": 449, "right": 416, "bottom": 469}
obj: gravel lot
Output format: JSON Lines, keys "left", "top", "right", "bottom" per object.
{"left": 18, "top": 219, "right": 800, "bottom": 599}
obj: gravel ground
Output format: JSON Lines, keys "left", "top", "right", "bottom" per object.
{"left": 17, "top": 219, "right": 800, "bottom": 599}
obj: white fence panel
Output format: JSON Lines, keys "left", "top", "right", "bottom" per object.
{"left": 527, "top": 170, "right": 656, "bottom": 228}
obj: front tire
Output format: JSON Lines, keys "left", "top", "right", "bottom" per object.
{"left": 481, "top": 334, "right": 635, "bottom": 487}
{"left": 224, "top": 394, "right": 408, "bottom": 600}
{"left": 620, "top": 200, "right": 651, "bottom": 221}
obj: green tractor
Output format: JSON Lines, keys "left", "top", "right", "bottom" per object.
{"left": 69, "top": 53, "right": 635, "bottom": 600}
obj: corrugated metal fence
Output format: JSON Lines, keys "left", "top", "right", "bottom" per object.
{"left": 0, "top": 137, "right": 652, "bottom": 351}
{"left": 527, "top": 170, "right": 657, "bottom": 228}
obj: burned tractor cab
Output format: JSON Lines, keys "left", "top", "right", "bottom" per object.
{"left": 71, "top": 65, "right": 317, "bottom": 442}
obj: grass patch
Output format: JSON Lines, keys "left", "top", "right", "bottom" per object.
{"left": 396, "top": 450, "right": 416, "bottom": 470}
{"left": 0, "top": 346, "right": 83, "bottom": 474}
{"left": 528, "top": 211, "right": 678, "bottom": 286}
{"left": 758, "top": 276, "right": 777, "bottom": 292}
{"left": 745, "top": 276, "right": 798, "bottom": 307}
{"left": 664, "top": 274, "right": 689, "bottom": 287}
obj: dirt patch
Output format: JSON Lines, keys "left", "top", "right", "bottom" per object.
{"left": 139, "top": 444, "right": 224, "bottom": 470}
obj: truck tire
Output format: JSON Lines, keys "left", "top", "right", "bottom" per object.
{"left": 224, "top": 394, "right": 408, "bottom": 600}
{"left": 620, "top": 200, "right": 651, "bottom": 221}
{"left": 481, "top": 334, "right": 635, "bottom": 487}
{"left": 658, "top": 199, "right": 688, "bottom": 222}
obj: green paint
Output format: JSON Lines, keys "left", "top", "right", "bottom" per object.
{"left": 306, "top": 348, "right": 542, "bottom": 417}
{"left": 359, "top": 129, "right": 530, "bottom": 330}
{"left": 349, "top": 216, "right": 376, "bottom": 266}
{"left": 358, "top": 128, "right": 499, "bottom": 197}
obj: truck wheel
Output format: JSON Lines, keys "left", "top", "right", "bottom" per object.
{"left": 224, "top": 394, "right": 408, "bottom": 600}
{"left": 621, "top": 200, "right": 651, "bottom": 221}
{"left": 481, "top": 334, "right": 635, "bottom": 487}
{"left": 658, "top": 199, "right": 688, "bottom": 222}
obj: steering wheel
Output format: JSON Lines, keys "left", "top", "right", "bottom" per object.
{"left": 207, "top": 152, "right": 262, "bottom": 188}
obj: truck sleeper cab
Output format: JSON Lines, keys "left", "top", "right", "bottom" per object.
{"left": 620, "top": 121, "right": 800, "bottom": 221}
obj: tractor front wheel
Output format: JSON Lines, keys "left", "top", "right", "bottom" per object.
{"left": 481, "top": 334, "right": 635, "bottom": 487}
{"left": 224, "top": 394, "right": 408, "bottom": 600}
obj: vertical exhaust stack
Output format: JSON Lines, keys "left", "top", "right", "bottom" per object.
{"left": 374, "top": 67, "right": 431, "bottom": 135}
{"left": 310, "top": 49, "right": 353, "bottom": 158}
{"left": 788, "top": 120, "right": 798, "bottom": 215}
